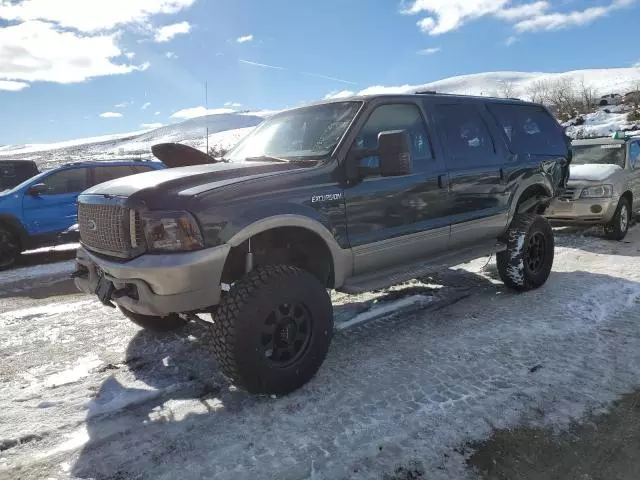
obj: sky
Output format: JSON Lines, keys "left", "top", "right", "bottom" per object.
{"left": 1, "top": 0, "right": 639, "bottom": 145}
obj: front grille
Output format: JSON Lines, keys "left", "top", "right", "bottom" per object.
{"left": 558, "top": 187, "right": 577, "bottom": 200}
{"left": 78, "top": 203, "right": 145, "bottom": 258}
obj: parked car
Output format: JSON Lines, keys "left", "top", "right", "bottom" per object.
{"left": 0, "top": 159, "right": 39, "bottom": 191}
{"left": 599, "top": 93, "right": 622, "bottom": 107}
{"left": 0, "top": 159, "right": 165, "bottom": 270}
{"left": 545, "top": 133, "right": 640, "bottom": 240}
{"left": 74, "top": 93, "right": 570, "bottom": 394}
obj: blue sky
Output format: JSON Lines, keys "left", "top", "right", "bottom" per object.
{"left": 1, "top": 0, "right": 639, "bottom": 144}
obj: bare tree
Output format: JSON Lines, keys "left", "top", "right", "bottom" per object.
{"left": 496, "top": 80, "right": 517, "bottom": 99}
{"left": 578, "top": 77, "right": 598, "bottom": 113}
{"left": 528, "top": 79, "right": 552, "bottom": 105}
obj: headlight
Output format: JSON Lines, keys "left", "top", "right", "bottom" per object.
{"left": 580, "top": 185, "right": 613, "bottom": 199}
{"left": 142, "top": 210, "right": 204, "bottom": 252}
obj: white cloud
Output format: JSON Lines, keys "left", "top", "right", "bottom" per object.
{"left": 0, "top": 21, "right": 147, "bottom": 85}
{"left": 417, "top": 47, "right": 441, "bottom": 55}
{"left": 141, "top": 122, "right": 163, "bottom": 129}
{"left": 236, "top": 34, "right": 254, "bottom": 43}
{"left": 171, "top": 106, "right": 235, "bottom": 119}
{"left": 324, "top": 90, "right": 355, "bottom": 99}
{"left": 403, "top": 0, "right": 633, "bottom": 35}
{"left": 165, "top": 51, "right": 178, "bottom": 59}
{"left": 124, "top": 52, "right": 136, "bottom": 59}
{"left": 0, "top": 0, "right": 196, "bottom": 33}
{"left": 0, "top": 80, "right": 29, "bottom": 91}
{"left": 505, "top": 35, "right": 518, "bottom": 46}
{"left": 99, "top": 111, "right": 123, "bottom": 118}
{"left": 114, "top": 101, "right": 131, "bottom": 108}
{"left": 141, "top": 101, "right": 151, "bottom": 110}
{"left": 633, "top": 61, "right": 640, "bottom": 68}
{"left": 224, "top": 102, "right": 242, "bottom": 107}
{"left": 154, "top": 21, "right": 191, "bottom": 42}
{"left": 154, "top": 111, "right": 161, "bottom": 115}
{"left": 514, "top": 1, "right": 633, "bottom": 32}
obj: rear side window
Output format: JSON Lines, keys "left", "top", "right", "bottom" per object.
{"left": 630, "top": 141, "right": 640, "bottom": 169}
{"left": 487, "top": 104, "right": 567, "bottom": 156}
{"left": 93, "top": 165, "right": 138, "bottom": 185}
{"left": 433, "top": 104, "right": 495, "bottom": 161}
{"left": 131, "top": 165, "right": 153, "bottom": 174}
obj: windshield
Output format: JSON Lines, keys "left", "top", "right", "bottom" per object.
{"left": 225, "top": 101, "right": 362, "bottom": 162}
{"left": 571, "top": 144, "right": 626, "bottom": 168}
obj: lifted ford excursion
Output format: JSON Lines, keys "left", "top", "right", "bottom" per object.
{"left": 74, "top": 93, "right": 570, "bottom": 394}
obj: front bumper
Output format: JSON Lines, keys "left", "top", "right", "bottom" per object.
{"left": 545, "top": 196, "right": 617, "bottom": 225}
{"left": 74, "top": 244, "right": 230, "bottom": 316}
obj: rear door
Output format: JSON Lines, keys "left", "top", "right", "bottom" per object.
{"left": 22, "top": 167, "right": 90, "bottom": 236}
{"left": 426, "top": 100, "right": 509, "bottom": 247}
{"left": 343, "top": 101, "right": 450, "bottom": 274}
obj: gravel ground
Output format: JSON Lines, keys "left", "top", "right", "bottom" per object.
{"left": 1, "top": 226, "right": 639, "bottom": 480}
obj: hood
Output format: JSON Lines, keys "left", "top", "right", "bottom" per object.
{"left": 80, "top": 160, "right": 310, "bottom": 204}
{"left": 569, "top": 164, "right": 622, "bottom": 182}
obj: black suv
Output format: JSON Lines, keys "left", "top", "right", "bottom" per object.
{"left": 74, "top": 93, "right": 570, "bottom": 394}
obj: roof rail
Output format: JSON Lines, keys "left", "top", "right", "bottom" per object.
{"left": 414, "top": 90, "right": 436, "bottom": 95}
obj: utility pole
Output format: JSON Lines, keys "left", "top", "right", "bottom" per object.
{"left": 205, "top": 81, "right": 209, "bottom": 154}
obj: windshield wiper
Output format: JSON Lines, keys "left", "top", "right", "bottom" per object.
{"left": 244, "top": 155, "right": 289, "bottom": 163}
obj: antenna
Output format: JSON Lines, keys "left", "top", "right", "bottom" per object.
{"left": 205, "top": 81, "right": 209, "bottom": 154}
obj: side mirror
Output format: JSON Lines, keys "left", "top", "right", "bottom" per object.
{"left": 377, "top": 130, "right": 412, "bottom": 177}
{"left": 27, "top": 183, "right": 47, "bottom": 196}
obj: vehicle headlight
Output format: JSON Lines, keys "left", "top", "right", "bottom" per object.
{"left": 142, "top": 210, "right": 204, "bottom": 252}
{"left": 580, "top": 185, "right": 613, "bottom": 199}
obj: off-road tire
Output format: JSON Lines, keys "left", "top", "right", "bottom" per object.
{"left": 210, "top": 265, "right": 333, "bottom": 395}
{"left": 497, "top": 214, "right": 554, "bottom": 291}
{"left": 0, "top": 225, "right": 19, "bottom": 271}
{"left": 119, "top": 306, "right": 187, "bottom": 331}
{"left": 604, "top": 197, "right": 631, "bottom": 241}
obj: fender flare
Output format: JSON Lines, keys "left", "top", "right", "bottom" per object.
{"left": 227, "top": 214, "right": 352, "bottom": 288}
{"left": 506, "top": 176, "right": 553, "bottom": 225}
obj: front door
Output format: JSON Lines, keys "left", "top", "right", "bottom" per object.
{"left": 427, "top": 101, "right": 508, "bottom": 247}
{"left": 343, "top": 102, "right": 450, "bottom": 275}
{"left": 22, "top": 167, "right": 90, "bottom": 237}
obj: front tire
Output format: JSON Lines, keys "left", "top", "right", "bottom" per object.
{"left": 210, "top": 265, "right": 333, "bottom": 395}
{"left": 604, "top": 197, "right": 630, "bottom": 241}
{"left": 497, "top": 214, "right": 555, "bottom": 291}
{"left": 119, "top": 306, "right": 187, "bottom": 332}
{"left": 0, "top": 226, "right": 20, "bottom": 271}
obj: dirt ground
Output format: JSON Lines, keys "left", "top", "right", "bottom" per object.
{"left": 467, "top": 391, "right": 640, "bottom": 480}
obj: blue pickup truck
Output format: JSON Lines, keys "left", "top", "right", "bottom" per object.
{"left": 0, "top": 159, "right": 165, "bottom": 269}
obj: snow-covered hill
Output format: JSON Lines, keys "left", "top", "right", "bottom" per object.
{"left": 330, "top": 67, "right": 640, "bottom": 99}
{"left": 0, "top": 113, "right": 265, "bottom": 170}
{"left": 2, "top": 67, "right": 639, "bottom": 169}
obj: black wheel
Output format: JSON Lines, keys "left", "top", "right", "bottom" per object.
{"left": 211, "top": 265, "right": 333, "bottom": 395}
{"left": 0, "top": 225, "right": 20, "bottom": 271}
{"left": 497, "top": 214, "right": 555, "bottom": 291}
{"left": 604, "top": 197, "right": 631, "bottom": 241}
{"left": 119, "top": 306, "right": 188, "bottom": 332}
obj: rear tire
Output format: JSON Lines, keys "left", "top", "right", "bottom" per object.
{"left": 497, "top": 214, "right": 555, "bottom": 291}
{"left": 0, "top": 226, "right": 20, "bottom": 271}
{"left": 210, "top": 265, "right": 333, "bottom": 395}
{"left": 604, "top": 197, "right": 630, "bottom": 241}
{"left": 119, "top": 306, "right": 187, "bottom": 332}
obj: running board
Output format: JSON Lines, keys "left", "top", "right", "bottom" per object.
{"left": 339, "top": 241, "right": 506, "bottom": 294}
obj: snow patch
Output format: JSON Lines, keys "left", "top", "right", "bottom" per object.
{"left": 87, "top": 376, "right": 162, "bottom": 418}
{"left": 0, "top": 300, "right": 95, "bottom": 325}
{"left": 44, "top": 354, "right": 103, "bottom": 388}
{"left": 569, "top": 164, "right": 622, "bottom": 182}
{"left": 38, "top": 427, "right": 90, "bottom": 458}
{"left": 0, "top": 261, "right": 75, "bottom": 288}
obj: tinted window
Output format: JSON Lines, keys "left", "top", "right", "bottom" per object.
{"left": 630, "top": 142, "right": 640, "bottom": 169}
{"left": 39, "top": 168, "right": 88, "bottom": 195}
{"left": 131, "top": 165, "right": 154, "bottom": 174}
{"left": 433, "top": 104, "right": 495, "bottom": 160}
{"left": 487, "top": 104, "right": 567, "bottom": 156}
{"left": 0, "top": 161, "right": 38, "bottom": 189}
{"left": 94, "top": 165, "right": 138, "bottom": 184}
{"left": 353, "top": 103, "right": 432, "bottom": 168}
